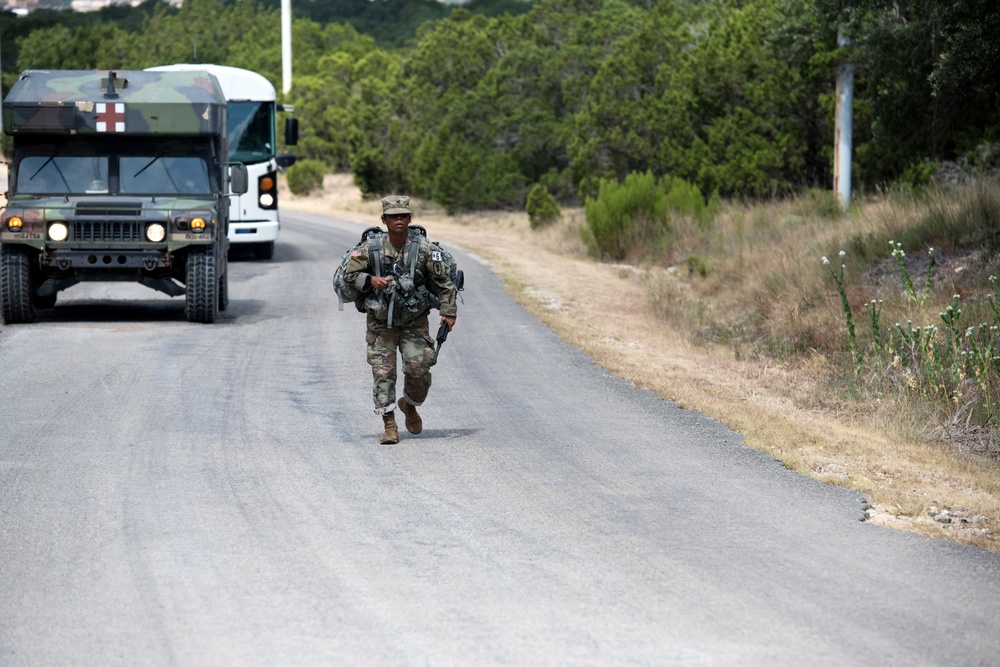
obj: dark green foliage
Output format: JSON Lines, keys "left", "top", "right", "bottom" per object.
{"left": 432, "top": 138, "right": 525, "bottom": 214}
{"left": 816, "top": 0, "right": 1000, "bottom": 185}
{"left": 285, "top": 159, "right": 325, "bottom": 195}
{"left": 251, "top": 0, "right": 530, "bottom": 48}
{"left": 526, "top": 184, "right": 562, "bottom": 229}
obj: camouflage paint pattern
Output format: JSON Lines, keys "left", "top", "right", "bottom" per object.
{"left": 366, "top": 312, "right": 437, "bottom": 413}
{"left": 3, "top": 70, "right": 224, "bottom": 136}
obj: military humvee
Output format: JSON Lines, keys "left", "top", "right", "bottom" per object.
{"left": 0, "top": 69, "right": 248, "bottom": 324}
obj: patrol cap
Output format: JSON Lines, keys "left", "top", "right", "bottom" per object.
{"left": 381, "top": 195, "right": 411, "bottom": 216}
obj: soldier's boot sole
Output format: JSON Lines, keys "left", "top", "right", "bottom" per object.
{"left": 398, "top": 398, "right": 422, "bottom": 434}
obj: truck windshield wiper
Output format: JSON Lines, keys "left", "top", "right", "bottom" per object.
{"left": 132, "top": 151, "right": 167, "bottom": 178}
{"left": 29, "top": 152, "right": 59, "bottom": 180}
{"left": 29, "top": 152, "right": 71, "bottom": 191}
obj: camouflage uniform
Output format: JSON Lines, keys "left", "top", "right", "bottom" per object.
{"left": 343, "top": 197, "right": 458, "bottom": 415}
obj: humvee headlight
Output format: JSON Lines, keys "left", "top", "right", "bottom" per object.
{"left": 6, "top": 216, "right": 23, "bottom": 232}
{"left": 48, "top": 222, "right": 69, "bottom": 242}
{"left": 190, "top": 217, "right": 206, "bottom": 233}
{"left": 259, "top": 193, "right": 274, "bottom": 207}
{"left": 146, "top": 223, "right": 166, "bottom": 243}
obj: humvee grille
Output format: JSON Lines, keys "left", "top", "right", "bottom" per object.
{"left": 74, "top": 204, "right": 145, "bottom": 242}
{"left": 74, "top": 220, "right": 144, "bottom": 242}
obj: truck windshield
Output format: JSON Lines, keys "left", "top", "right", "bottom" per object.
{"left": 120, "top": 156, "right": 212, "bottom": 195}
{"left": 18, "top": 155, "right": 109, "bottom": 194}
{"left": 228, "top": 101, "right": 274, "bottom": 164}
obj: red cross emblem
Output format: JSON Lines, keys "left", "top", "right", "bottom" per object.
{"left": 95, "top": 102, "right": 125, "bottom": 133}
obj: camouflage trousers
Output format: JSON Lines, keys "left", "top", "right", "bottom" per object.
{"left": 366, "top": 312, "right": 436, "bottom": 414}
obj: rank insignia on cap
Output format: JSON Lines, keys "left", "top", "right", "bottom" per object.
{"left": 95, "top": 102, "right": 125, "bottom": 133}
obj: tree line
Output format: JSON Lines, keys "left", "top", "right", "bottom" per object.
{"left": 2, "top": 0, "right": 998, "bottom": 212}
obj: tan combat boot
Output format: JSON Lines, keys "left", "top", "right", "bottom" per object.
{"left": 379, "top": 412, "right": 399, "bottom": 445}
{"left": 397, "top": 397, "right": 423, "bottom": 434}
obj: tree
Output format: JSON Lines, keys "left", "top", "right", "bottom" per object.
{"left": 816, "top": 0, "right": 1000, "bottom": 183}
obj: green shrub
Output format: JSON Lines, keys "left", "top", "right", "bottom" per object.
{"left": 583, "top": 171, "right": 668, "bottom": 260}
{"left": 526, "top": 184, "right": 561, "bottom": 229}
{"left": 286, "top": 160, "right": 326, "bottom": 195}
{"left": 662, "top": 176, "right": 705, "bottom": 220}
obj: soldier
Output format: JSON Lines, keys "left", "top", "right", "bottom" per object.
{"left": 342, "top": 195, "right": 458, "bottom": 444}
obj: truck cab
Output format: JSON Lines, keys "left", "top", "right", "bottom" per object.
{"left": 0, "top": 69, "right": 247, "bottom": 323}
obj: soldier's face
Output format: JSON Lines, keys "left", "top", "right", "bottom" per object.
{"left": 383, "top": 213, "right": 411, "bottom": 234}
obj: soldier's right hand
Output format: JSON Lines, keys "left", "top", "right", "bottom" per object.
{"left": 370, "top": 275, "right": 392, "bottom": 291}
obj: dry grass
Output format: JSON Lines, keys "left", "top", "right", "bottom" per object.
{"left": 290, "top": 174, "right": 1000, "bottom": 550}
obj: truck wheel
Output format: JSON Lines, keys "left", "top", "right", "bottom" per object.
{"left": 255, "top": 241, "right": 275, "bottom": 260}
{"left": 219, "top": 267, "right": 229, "bottom": 311}
{"left": 185, "top": 247, "right": 218, "bottom": 323}
{"left": 1, "top": 245, "right": 36, "bottom": 324}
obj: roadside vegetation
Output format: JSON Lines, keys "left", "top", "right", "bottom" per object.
{"left": 563, "top": 173, "right": 1000, "bottom": 548}
{"left": 580, "top": 170, "right": 1000, "bottom": 459}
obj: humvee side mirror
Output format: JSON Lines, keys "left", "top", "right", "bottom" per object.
{"left": 284, "top": 117, "right": 299, "bottom": 146}
{"left": 276, "top": 153, "right": 297, "bottom": 171}
{"left": 229, "top": 163, "right": 249, "bottom": 195}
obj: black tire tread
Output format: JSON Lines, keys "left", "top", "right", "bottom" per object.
{"left": 0, "top": 245, "right": 36, "bottom": 324}
{"left": 185, "top": 247, "right": 218, "bottom": 323}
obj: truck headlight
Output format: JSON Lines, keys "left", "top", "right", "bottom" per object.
{"left": 48, "top": 222, "right": 69, "bottom": 242}
{"left": 6, "top": 216, "right": 23, "bottom": 232}
{"left": 259, "top": 193, "right": 274, "bottom": 207}
{"left": 146, "top": 223, "right": 166, "bottom": 243}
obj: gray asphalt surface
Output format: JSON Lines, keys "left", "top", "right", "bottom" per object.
{"left": 1, "top": 210, "right": 999, "bottom": 666}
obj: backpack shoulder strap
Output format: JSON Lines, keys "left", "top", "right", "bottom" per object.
{"left": 367, "top": 231, "right": 384, "bottom": 277}
{"left": 405, "top": 232, "right": 422, "bottom": 278}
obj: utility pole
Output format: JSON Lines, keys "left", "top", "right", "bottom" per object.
{"left": 281, "top": 0, "right": 292, "bottom": 95}
{"left": 834, "top": 28, "right": 854, "bottom": 211}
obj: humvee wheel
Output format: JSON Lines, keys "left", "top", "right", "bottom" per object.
{"left": 219, "top": 267, "right": 229, "bottom": 312}
{"left": 185, "top": 247, "right": 219, "bottom": 323}
{"left": 1, "top": 245, "right": 36, "bottom": 324}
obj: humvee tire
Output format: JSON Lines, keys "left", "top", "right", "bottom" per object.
{"left": 185, "top": 247, "right": 219, "bottom": 323}
{"left": 0, "top": 245, "right": 36, "bottom": 324}
{"left": 219, "top": 267, "right": 229, "bottom": 312}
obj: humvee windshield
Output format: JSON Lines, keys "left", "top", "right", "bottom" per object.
{"left": 13, "top": 138, "right": 216, "bottom": 196}
{"left": 18, "top": 155, "right": 109, "bottom": 195}
{"left": 120, "top": 156, "right": 211, "bottom": 195}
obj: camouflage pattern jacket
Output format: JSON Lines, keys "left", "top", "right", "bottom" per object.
{"left": 343, "top": 232, "right": 458, "bottom": 323}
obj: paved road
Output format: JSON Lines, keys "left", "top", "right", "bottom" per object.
{"left": 1, "top": 210, "right": 999, "bottom": 666}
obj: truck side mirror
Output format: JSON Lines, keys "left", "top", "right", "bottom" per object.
{"left": 275, "top": 153, "right": 297, "bottom": 171}
{"left": 284, "top": 117, "right": 299, "bottom": 146}
{"left": 229, "top": 163, "right": 249, "bottom": 195}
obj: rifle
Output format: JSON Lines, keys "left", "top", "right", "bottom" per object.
{"left": 432, "top": 322, "right": 450, "bottom": 365}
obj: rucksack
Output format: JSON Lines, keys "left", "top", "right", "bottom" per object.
{"left": 409, "top": 225, "right": 465, "bottom": 298}
{"left": 332, "top": 225, "right": 464, "bottom": 315}
{"left": 333, "top": 226, "right": 382, "bottom": 312}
